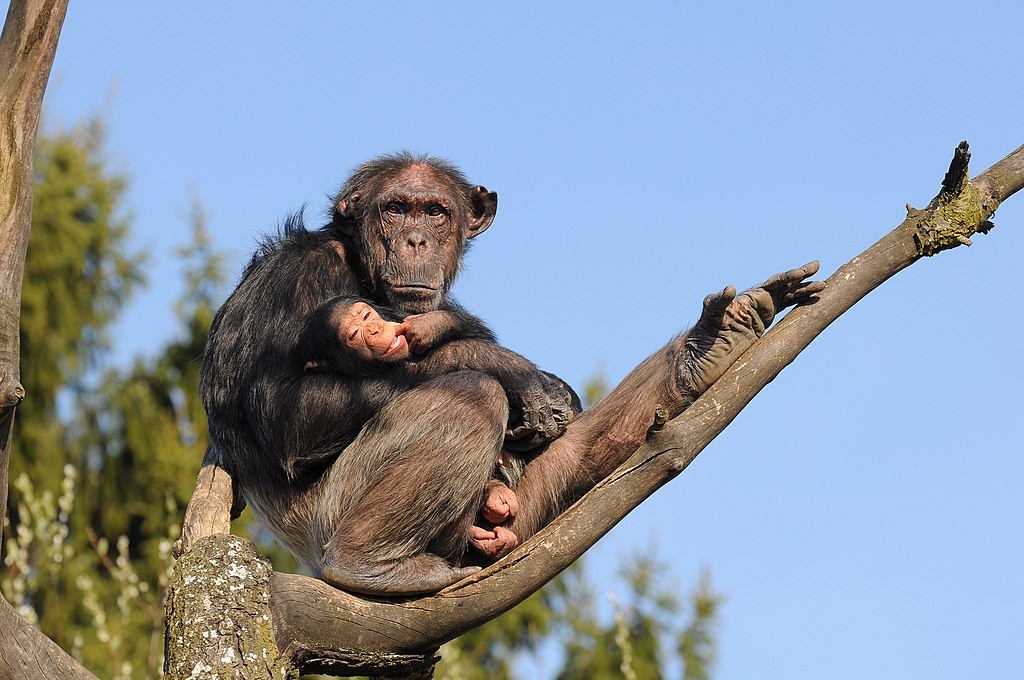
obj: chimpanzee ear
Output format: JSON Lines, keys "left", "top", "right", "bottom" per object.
{"left": 467, "top": 185, "right": 497, "bottom": 238}
{"left": 332, "top": 192, "right": 362, "bottom": 237}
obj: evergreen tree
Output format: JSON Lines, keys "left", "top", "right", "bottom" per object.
{"left": 3, "top": 125, "right": 225, "bottom": 675}
{"left": 13, "top": 116, "right": 143, "bottom": 493}
{"left": 436, "top": 578, "right": 570, "bottom": 680}
{"left": 678, "top": 572, "right": 721, "bottom": 680}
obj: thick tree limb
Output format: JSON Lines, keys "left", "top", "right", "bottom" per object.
{"left": 0, "top": 0, "right": 68, "bottom": 542}
{"left": 0, "top": 598, "right": 97, "bottom": 680}
{"left": 0, "top": 1, "right": 101, "bottom": 678}
{"left": 170, "top": 143, "right": 1022, "bottom": 676}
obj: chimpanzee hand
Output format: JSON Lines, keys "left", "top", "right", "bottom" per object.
{"left": 677, "top": 261, "right": 824, "bottom": 399}
{"left": 469, "top": 480, "right": 521, "bottom": 558}
{"left": 396, "top": 311, "right": 454, "bottom": 355}
{"left": 481, "top": 479, "right": 519, "bottom": 524}
{"left": 470, "top": 524, "right": 519, "bottom": 558}
{"left": 502, "top": 368, "right": 581, "bottom": 452}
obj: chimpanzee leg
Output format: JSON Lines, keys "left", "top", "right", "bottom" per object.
{"left": 316, "top": 370, "right": 508, "bottom": 595}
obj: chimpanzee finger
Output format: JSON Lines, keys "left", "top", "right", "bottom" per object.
{"left": 469, "top": 525, "right": 497, "bottom": 541}
{"left": 761, "top": 262, "right": 822, "bottom": 310}
{"left": 780, "top": 279, "right": 827, "bottom": 305}
{"left": 738, "top": 288, "right": 773, "bottom": 331}
{"left": 795, "top": 260, "right": 820, "bottom": 278}
{"left": 507, "top": 419, "right": 561, "bottom": 450}
{"left": 469, "top": 525, "right": 518, "bottom": 558}
{"left": 761, "top": 261, "right": 821, "bottom": 291}
{"left": 699, "top": 286, "right": 737, "bottom": 325}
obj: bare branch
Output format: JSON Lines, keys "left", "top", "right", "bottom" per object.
{"left": 173, "top": 463, "right": 235, "bottom": 557}
{"left": 1, "top": 0, "right": 70, "bottom": 531}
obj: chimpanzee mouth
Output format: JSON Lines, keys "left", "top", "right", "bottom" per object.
{"left": 391, "top": 284, "right": 438, "bottom": 297}
{"left": 388, "top": 285, "right": 441, "bottom": 314}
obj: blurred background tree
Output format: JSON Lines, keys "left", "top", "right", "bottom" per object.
{"left": 3, "top": 115, "right": 720, "bottom": 679}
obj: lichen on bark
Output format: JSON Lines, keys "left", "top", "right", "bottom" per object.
{"left": 164, "top": 534, "right": 295, "bottom": 679}
{"left": 912, "top": 144, "right": 992, "bottom": 256}
{"left": 913, "top": 181, "right": 985, "bottom": 255}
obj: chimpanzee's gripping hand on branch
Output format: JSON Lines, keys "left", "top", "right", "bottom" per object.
{"left": 503, "top": 368, "right": 581, "bottom": 452}
{"left": 676, "top": 261, "right": 825, "bottom": 400}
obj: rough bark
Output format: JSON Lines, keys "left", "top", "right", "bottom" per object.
{"left": 170, "top": 144, "right": 1023, "bottom": 676}
{"left": 0, "top": 1, "right": 100, "bottom": 678}
{"left": 164, "top": 535, "right": 294, "bottom": 679}
{"left": 173, "top": 462, "right": 236, "bottom": 557}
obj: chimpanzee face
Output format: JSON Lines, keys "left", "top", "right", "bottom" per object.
{"left": 334, "top": 163, "right": 497, "bottom": 314}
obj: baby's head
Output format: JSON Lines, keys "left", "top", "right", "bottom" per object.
{"left": 338, "top": 300, "right": 410, "bottom": 363}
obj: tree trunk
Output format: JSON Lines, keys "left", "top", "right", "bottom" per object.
{"left": 0, "top": 1, "right": 99, "bottom": 678}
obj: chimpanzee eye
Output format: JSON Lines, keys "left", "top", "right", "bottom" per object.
{"left": 348, "top": 328, "right": 359, "bottom": 341}
{"left": 384, "top": 202, "right": 403, "bottom": 215}
{"left": 427, "top": 204, "right": 446, "bottom": 218}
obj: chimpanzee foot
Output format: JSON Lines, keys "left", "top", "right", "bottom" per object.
{"left": 321, "top": 552, "right": 480, "bottom": 596}
{"left": 481, "top": 479, "right": 519, "bottom": 524}
{"left": 469, "top": 524, "right": 519, "bottom": 558}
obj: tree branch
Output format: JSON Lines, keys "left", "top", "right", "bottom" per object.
{"left": 1, "top": 0, "right": 68, "bottom": 540}
{"left": 0, "top": 1, "right": 101, "bottom": 678}
{"left": 169, "top": 143, "right": 1022, "bottom": 676}
{"left": 172, "top": 462, "right": 235, "bottom": 557}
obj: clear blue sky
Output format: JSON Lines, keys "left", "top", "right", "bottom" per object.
{"left": 31, "top": 2, "right": 1024, "bottom": 678}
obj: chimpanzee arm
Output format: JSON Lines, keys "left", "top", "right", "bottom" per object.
{"left": 298, "top": 295, "right": 496, "bottom": 370}
{"left": 297, "top": 294, "right": 571, "bottom": 449}
{"left": 504, "top": 262, "right": 826, "bottom": 543}
{"left": 399, "top": 300, "right": 496, "bottom": 354}
{"left": 251, "top": 368, "right": 399, "bottom": 481}
{"left": 405, "top": 337, "right": 578, "bottom": 450}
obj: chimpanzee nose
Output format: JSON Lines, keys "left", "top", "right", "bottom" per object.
{"left": 404, "top": 229, "right": 430, "bottom": 256}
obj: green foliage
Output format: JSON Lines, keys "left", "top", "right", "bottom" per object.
{"left": 3, "top": 466, "right": 173, "bottom": 678}
{"left": 678, "top": 572, "right": 722, "bottom": 680}
{"left": 582, "top": 367, "right": 610, "bottom": 409}
{"left": 14, "top": 116, "right": 144, "bottom": 493}
{"left": 552, "top": 553, "right": 720, "bottom": 680}
{"left": 57, "top": 200, "right": 229, "bottom": 675}
{"left": 437, "top": 553, "right": 721, "bottom": 680}
{"left": 436, "top": 577, "right": 570, "bottom": 680}
{"left": 70, "top": 198, "right": 219, "bottom": 585}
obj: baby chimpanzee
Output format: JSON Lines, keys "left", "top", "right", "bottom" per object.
{"left": 300, "top": 296, "right": 490, "bottom": 376}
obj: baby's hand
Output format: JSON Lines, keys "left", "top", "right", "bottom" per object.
{"left": 395, "top": 312, "right": 449, "bottom": 354}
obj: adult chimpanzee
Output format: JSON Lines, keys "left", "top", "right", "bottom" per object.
{"left": 200, "top": 152, "right": 823, "bottom": 595}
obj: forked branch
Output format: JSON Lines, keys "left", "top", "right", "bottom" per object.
{"left": 172, "top": 142, "right": 1023, "bottom": 675}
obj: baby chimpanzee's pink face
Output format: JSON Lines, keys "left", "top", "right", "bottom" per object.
{"left": 340, "top": 302, "right": 410, "bottom": 362}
